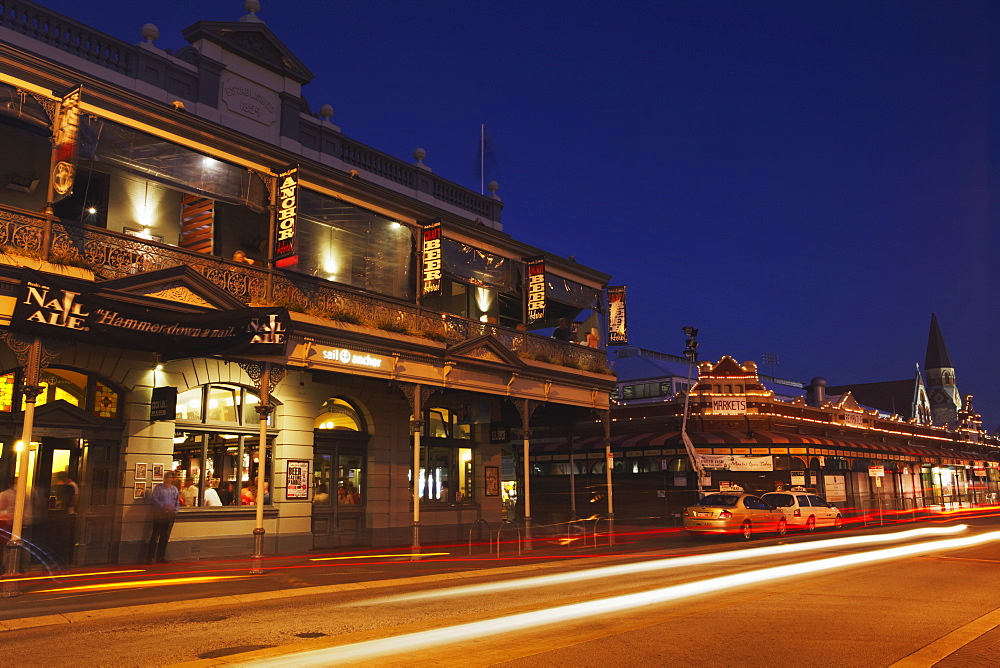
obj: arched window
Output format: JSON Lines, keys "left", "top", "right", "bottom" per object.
{"left": 315, "top": 398, "right": 365, "bottom": 431}
{"left": 0, "top": 367, "right": 122, "bottom": 419}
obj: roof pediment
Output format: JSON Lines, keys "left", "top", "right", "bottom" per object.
{"left": 447, "top": 335, "right": 525, "bottom": 370}
{"left": 835, "top": 392, "right": 863, "bottom": 412}
{"left": 182, "top": 21, "right": 315, "bottom": 85}
{"left": 97, "top": 265, "right": 249, "bottom": 311}
{"left": 34, "top": 400, "right": 106, "bottom": 427}
{"left": 705, "top": 356, "right": 751, "bottom": 377}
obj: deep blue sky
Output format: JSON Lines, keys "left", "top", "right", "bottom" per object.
{"left": 34, "top": 1, "right": 998, "bottom": 426}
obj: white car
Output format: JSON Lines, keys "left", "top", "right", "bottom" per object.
{"left": 760, "top": 491, "right": 843, "bottom": 532}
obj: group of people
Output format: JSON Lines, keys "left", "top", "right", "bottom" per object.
{"left": 551, "top": 318, "right": 600, "bottom": 348}
{"left": 312, "top": 482, "right": 361, "bottom": 506}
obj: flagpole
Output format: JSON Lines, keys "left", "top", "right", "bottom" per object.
{"left": 480, "top": 124, "right": 485, "bottom": 195}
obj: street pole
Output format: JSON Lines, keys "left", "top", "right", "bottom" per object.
{"left": 520, "top": 398, "right": 534, "bottom": 551}
{"left": 250, "top": 363, "right": 272, "bottom": 575}
{"left": 2, "top": 336, "right": 44, "bottom": 597}
{"left": 680, "top": 327, "right": 704, "bottom": 497}
{"left": 401, "top": 383, "right": 424, "bottom": 558}
{"left": 239, "top": 361, "right": 285, "bottom": 575}
{"left": 602, "top": 410, "right": 615, "bottom": 546}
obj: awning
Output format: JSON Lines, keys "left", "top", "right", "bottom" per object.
{"left": 527, "top": 430, "right": 1000, "bottom": 463}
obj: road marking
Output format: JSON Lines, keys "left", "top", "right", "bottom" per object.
{"left": 890, "top": 607, "right": 1000, "bottom": 667}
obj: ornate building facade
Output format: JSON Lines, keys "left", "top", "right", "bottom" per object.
{"left": 0, "top": 2, "right": 613, "bottom": 566}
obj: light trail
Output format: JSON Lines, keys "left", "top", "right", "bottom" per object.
{"left": 243, "top": 528, "right": 1000, "bottom": 667}
{"left": 33, "top": 575, "right": 250, "bottom": 594}
{"left": 1, "top": 569, "right": 144, "bottom": 583}
{"left": 309, "top": 552, "right": 451, "bottom": 561}
{"left": 378, "top": 524, "right": 968, "bottom": 603}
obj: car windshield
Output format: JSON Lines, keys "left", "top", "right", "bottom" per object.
{"left": 698, "top": 494, "right": 740, "bottom": 507}
{"left": 763, "top": 493, "right": 795, "bottom": 507}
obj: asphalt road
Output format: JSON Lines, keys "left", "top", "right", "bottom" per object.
{"left": 4, "top": 518, "right": 1000, "bottom": 666}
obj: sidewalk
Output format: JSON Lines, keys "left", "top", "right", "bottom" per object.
{"left": 0, "top": 523, "right": 685, "bottom": 631}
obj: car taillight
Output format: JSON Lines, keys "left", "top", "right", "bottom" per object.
{"left": 719, "top": 510, "right": 733, "bottom": 519}
{"left": 794, "top": 509, "right": 801, "bottom": 517}
{"left": 682, "top": 510, "right": 690, "bottom": 517}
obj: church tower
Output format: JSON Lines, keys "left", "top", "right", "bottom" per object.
{"left": 924, "top": 313, "right": 961, "bottom": 426}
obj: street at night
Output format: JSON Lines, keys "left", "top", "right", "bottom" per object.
{"left": 2, "top": 1, "right": 999, "bottom": 665}
{"left": 4, "top": 514, "right": 1000, "bottom": 666}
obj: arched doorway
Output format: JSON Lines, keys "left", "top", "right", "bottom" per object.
{"left": 312, "top": 398, "right": 369, "bottom": 548}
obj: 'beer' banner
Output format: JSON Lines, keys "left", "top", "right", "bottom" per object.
{"left": 421, "top": 221, "right": 443, "bottom": 297}
{"left": 52, "top": 87, "right": 82, "bottom": 203}
{"left": 525, "top": 256, "right": 546, "bottom": 323}
{"left": 607, "top": 285, "right": 627, "bottom": 345}
{"left": 274, "top": 165, "right": 299, "bottom": 268}
{"left": 12, "top": 269, "right": 290, "bottom": 359}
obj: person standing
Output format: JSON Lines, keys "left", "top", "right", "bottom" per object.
{"left": 147, "top": 471, "right": 180, "bottom": 564}
{"left": 217, "top": 481, "right": 235, "bottom": 506}
{"left": 203, "top": 484, "right": 222, "bottom": 507}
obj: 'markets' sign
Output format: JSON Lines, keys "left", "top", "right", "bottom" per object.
{"left": 13, "top": 270, "right": 289, "bottom": 358}
{"left": 274, "top": 166, "right": 299, "bottom": 268}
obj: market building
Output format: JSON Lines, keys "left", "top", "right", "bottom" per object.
{"left": 0, "top": 1, "right": 614, "bottom": 567}
{"left": 525, "top": 334, "right": 1000, "bottom": 526}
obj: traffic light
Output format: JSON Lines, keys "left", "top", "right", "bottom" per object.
{"left": 682, "top": 327, "right": 699, "bottom": 362}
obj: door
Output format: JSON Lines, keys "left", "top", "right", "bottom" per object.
{"left": 311, "top": 439, "right": 367, "bottom": 549}
{"left": 32, "top": 438, "right": 81, "bottom": 567}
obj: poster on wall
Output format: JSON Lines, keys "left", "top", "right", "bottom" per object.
{"left": 152, "top": 463, "right": 164, "bottom": 482}
{"left": 133, "top": 481, "right": 147, "bottom": 499}
{"left": 286, "top": 460, "right": 310, "bottom": 500}
{"left": 607, "top": 285, "right": 627, "bottom": 345}
{"left": 485, "top": 466, "right": 500, "bottom": 497}
{"left": 135, "top": 463, "right": 148, "bottom": 480}
{"left": 824, "top": 475, "right": 847, "bottom": 503}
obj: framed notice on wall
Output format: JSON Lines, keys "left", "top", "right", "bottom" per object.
{"left": 484, "top": 466, "right": 500, "bottom": 497}
{"left": 286, "top": 460, "right": 310, "bottom": 500}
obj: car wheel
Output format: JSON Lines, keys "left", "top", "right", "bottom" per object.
{"left": 776, "top": 518, "right": 787, "bottom": 537}
{"left": 806, "top": 516, "right": 816, "bottom": 533}
{"left": 740, "top": 520, "right": 752, "bottom": 541}
{"left": 834, "top": 515, "right": 843, "bottom": 530}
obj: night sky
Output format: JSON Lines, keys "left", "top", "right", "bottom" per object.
{"left": 30, "top": 1, "right": 998, "bottom": 426}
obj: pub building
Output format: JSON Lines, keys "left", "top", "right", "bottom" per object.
{"left": 524, "top": 345, "right": 1000, "bottom": 527}
{"left": 0, "top": 2, "right": 614, "bottom": 566}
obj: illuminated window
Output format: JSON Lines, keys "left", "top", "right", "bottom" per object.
{"left": 175, "top": 385, "right": 263, "bottom": 426}
{"left": 172, "top": 383, "right": 275, "bottom": 509}
{"left": 314, "top": 398, "right": 364, "bottom": 431}
{"left": 93, "top": 381, "right": 118, "bottom": 418}
{"left": 0, "top": 372, "right": 15, "bottom": 412}
{"left": 3, "top": 367, "right": 119, "bottom": 418}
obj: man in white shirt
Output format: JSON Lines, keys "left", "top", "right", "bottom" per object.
{"left": 203, "top": 485, "right": 222, "bottom": 507}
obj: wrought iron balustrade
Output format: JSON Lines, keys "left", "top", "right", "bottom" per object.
{"left": 0, "top": 205, "right": 607, "bottom": 373}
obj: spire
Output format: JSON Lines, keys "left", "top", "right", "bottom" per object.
{"left": 925, "top": 313, "right": 953, "bottom": 370}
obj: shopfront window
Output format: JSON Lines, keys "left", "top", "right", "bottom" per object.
{"left": 173, "top": 384, "right": 275, "bottom": 508}
{"left": 172, "top": 432, "right": 273, "bottom": 507}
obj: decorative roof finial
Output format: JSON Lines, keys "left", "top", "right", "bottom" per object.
{"left": 318, "top": 105, "right": 334, "bottom": 122}
{"left": 413, "top": 148, "right": 426, "bottom": 166}
{"left": 239, "top": 0, "right": 263, "bottom": 23}
{"left": 140, "top": 23, "right": 160, "bottom": 45}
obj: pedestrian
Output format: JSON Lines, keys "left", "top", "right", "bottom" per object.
{"left": 147, "top": 471, "right": 180, "bottom": 564}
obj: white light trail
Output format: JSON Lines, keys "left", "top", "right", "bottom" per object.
{"left": 244, "top": 527, "right": 1000, "bottom": 667}
{"left": 379, "top": 524, "right": 968, "bottom": 604}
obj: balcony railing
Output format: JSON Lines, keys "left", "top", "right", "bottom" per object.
{"left": 0, "top": 206, "right": 608, "bottom": 374}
